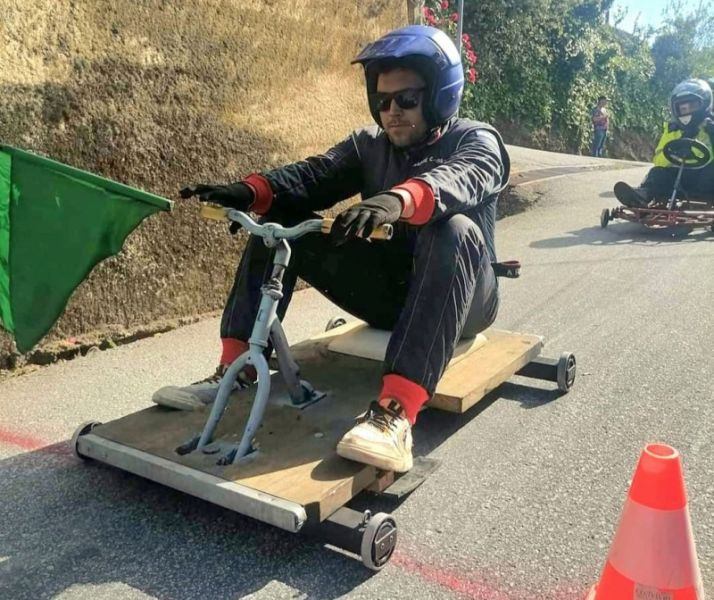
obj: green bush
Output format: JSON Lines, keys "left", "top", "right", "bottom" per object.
{"left": 424, "top": 0, "right": 714, "bottom": 159}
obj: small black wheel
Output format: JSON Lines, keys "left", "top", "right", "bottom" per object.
{"left": 325, "top": 316, "right": 347, "bottom": 332}
{"left": 557, "top": 352, "right": 576, "bottom": 393}
{"left": 71, "top": 421, "right": 102, "bottom": 459}
{"left": 600, "top": 208, "right": 610, "bottom": 228}
{"left": 360, "top": 512, "right": 397, "bottom": 571}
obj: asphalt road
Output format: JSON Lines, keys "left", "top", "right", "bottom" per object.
{"left": 1, "top": 155, "right": 712, "bottom": 600}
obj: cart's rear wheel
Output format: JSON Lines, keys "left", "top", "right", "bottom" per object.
{"left": 600, "top": 208, "right": 610, "bottom": 228}
{"left": 557, "top": 352, "right": 576, "bottom": 392}
{"left": 360, "top": 512, "right": 397, "bottom": 571}
{"left": 71, "top": 421, "right": 102, "bottom": 459}
{"left": 325, "top": 317, "right": 347, "bottom": 332}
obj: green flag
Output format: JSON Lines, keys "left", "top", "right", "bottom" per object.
{"left": 0, "top": 145, "right": 172, "bottom": 353}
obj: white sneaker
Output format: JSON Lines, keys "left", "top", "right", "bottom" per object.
{"left": 336, "top": 400, "right": 413, "bottom": 473}
{"left": 152, "top": 365, "right": 253, "bottom": 411}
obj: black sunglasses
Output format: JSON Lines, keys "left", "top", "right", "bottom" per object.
{"left": 370, "top": 87, "right": 425, "bottom": 112}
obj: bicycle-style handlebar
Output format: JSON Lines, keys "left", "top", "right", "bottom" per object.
{"left": 200, "top": 204, "right": 393, "bottom": 241}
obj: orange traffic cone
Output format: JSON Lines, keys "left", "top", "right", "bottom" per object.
{"left": 588, "top": 443, "right": 705, "bottom": 600}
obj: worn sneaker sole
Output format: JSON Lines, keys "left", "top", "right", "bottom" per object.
{"left": 614, "top": 182, "right": 648, "bottom": 208}
{"left": 152, "top": 386, "right": 205, "bottom": 411}
{"left": 336, "top": 440, "right": 413, "bottom": 473}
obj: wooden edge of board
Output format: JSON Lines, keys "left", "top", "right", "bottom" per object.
{"left": 77, "top": 433, "right": 307, "bottom": 532}
{"left": 428, "top": 334, "right": 544, "bottom": 413}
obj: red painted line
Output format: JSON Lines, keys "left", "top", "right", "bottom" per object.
{"left": 394, "top": 552, "right": 589, "bottom": 600}
{"left": 0, "top": 427, "right": 69, "bottom": 455}
{"left": 393, "top": 552, "right": 514, "bottom": 599}
{"left": 0, "top": 427, "right": 48, "bottom": 450}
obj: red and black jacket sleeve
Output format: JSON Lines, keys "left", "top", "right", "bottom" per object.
{"left": 394, "top": 128, "right": 508, "bottom": 225}
{"left": 243, "top": 135, "right": 364, "bottom": 214}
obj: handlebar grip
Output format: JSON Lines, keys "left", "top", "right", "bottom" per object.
{"left": 321, "top": 218, "right": 393, "bottom": 240}
{"left": 200, "top": 204, "right": 228, "bottom": 221}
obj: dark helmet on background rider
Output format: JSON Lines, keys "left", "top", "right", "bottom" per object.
{"left": 351, "top": 25, "right": 464, "bottom": 129}
{"left": 670, "top": 79, "right": 713, "bottom": 127}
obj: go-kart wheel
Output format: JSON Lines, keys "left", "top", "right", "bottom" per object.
{"left": 360, "top": 512, "right": 397, "bottom": 571}
{"left": 325, "top": 316, "right": 347, "bottom": 332}
{"left": 557, "top": 352, "right": 576, "bottom": 393}
{"left": 600, "top": 208, "right": 610, "bottom": 228}
{"left": 71, "top": 421, "right": 102, "bottom": 459}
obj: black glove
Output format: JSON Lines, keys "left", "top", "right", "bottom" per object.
{"left": 330, "top": 192, "right": 403, "bottom": 245}
{"left": 179, "top": 182, "right": 254, "bottom": 211}
{"left": 180, "top": 183, "right": 255, "bottom": 235}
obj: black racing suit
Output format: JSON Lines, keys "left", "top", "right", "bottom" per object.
{"left": 221, "top": 117, "right": 510, "bottom": 395}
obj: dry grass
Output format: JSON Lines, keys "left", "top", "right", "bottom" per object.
{"left": 0, "top": 0, "right": 406, "bottom": 366}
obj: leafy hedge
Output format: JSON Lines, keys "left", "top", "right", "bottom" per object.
{"left": 424, "top": 0, "right": 714, "bottom": 159}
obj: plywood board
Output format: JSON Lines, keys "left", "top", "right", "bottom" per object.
{"left": 94, "top": 328, "right": 542, "bottom": 522}
{"left": 429, "top": 330, "right": 543, "bottom": 412}
{"left": 96, "top": 351, "right": 383, "bottom": 522}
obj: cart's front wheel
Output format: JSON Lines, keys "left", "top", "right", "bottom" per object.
{"left": 557, "top": 352, "right": 577, "bottom": 392}
{"left": 360, "top": 512, "right": 397, "bottom": 571}
{"left": 600, "top": 208, "right": 610, "bottom": 228}
{"left": 71, "top": 421, "right": 102, "bottom": 459}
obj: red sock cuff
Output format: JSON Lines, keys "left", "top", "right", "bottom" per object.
{"left": 379, "top": 374, "right": 430, "bottom": 424}
{"left": 220, "top": 337, "right": 249, "bottom": 366}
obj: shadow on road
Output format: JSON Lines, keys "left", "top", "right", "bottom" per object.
{"left": 0, "top": 443, "right": 370, "bottom": 600}
{"left": 530, "top": 223, "right": 714, "bottom": 249}
{"left": 0, "top": 372, "right": 562, "bottom": 600}
{"left": 415, "top": 381, "right": 560, "bottom": 458}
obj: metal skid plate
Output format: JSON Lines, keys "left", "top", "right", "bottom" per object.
{"left": 376, "top": 457, "right": 441, "bottom": 500}
{"left": 76, "top": 433, "right": 307, "bottom": 533}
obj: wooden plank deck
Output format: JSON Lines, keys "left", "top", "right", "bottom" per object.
{"left": 93, "top": 326, "right": 542, "bottom": 522}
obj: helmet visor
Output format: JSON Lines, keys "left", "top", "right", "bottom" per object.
{"left": 674, "top": 97, "right": 702, "bottom": 118}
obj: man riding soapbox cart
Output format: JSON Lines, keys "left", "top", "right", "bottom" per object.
{"left": 601, "top": 137, "right": 714, "bottom": 231}
{"left": 71, "top": 207, "right": 577, "bottom": 571}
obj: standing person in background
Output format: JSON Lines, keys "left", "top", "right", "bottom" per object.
{"left": 591, "top": 96, "right": 609, "bottom": 157}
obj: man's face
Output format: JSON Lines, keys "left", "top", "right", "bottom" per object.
{"left": 375, "top": 68, "right": 428, "bottom": 148}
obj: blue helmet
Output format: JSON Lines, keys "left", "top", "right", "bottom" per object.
{"left": 352, "top": 25, "right": 464, "bottom": 128}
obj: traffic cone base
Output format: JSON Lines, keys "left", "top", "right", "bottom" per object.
{"left": 588, "top": 443, "right": 705, "bottom": 600}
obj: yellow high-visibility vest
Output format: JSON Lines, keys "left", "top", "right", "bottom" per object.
{"left": 652, "top": 121, "right": 713, "bottom": 167}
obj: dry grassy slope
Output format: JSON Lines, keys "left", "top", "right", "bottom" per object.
{"left": 0, "top": 0, "right": 406, "bottom": 366}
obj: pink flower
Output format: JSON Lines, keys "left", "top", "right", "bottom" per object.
{"left": 441, "top": 0, "right": 449, "bottom": 8}
{"left": 468, "top": 70, "right": 477, "bottom": 83}
{"left": 462, "top": 33, "right": 470, "bottom": 43}
{"left": 422, "top": 6, "right": 432, "bottom": 17}
{"left": 451, "top": 12, "right": 459, "bottom": 22}
{"left": 426, "top": 14, "right": 437, "bottom": 25}
{"left": 467, "top": 50, "right": 476, "bottom": 63}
